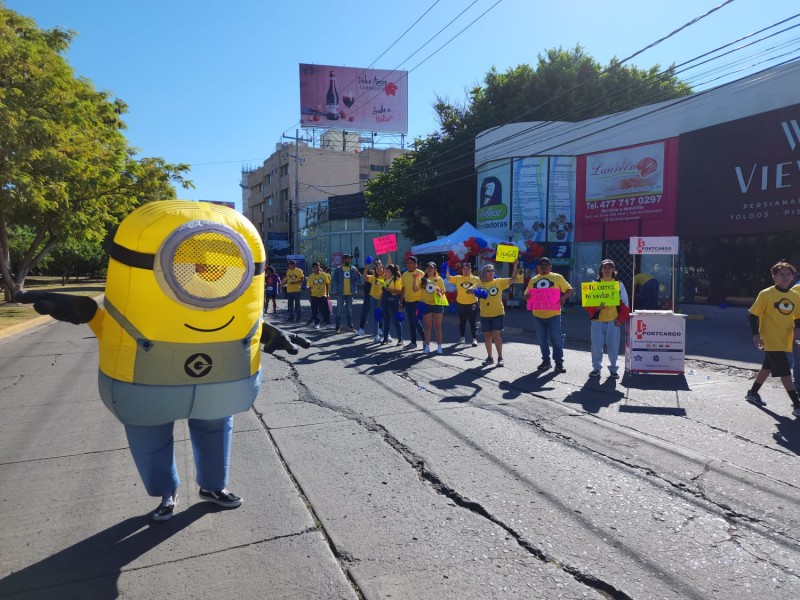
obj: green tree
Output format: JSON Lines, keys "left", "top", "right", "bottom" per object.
{"left": 48, "top": 237, "right": 106, "bottom": 285}
{"left": 0, "top": 8, "right": 192, "bottom": 300}
{"left": 365, "top": 45, "right": 691, "bottom": 243}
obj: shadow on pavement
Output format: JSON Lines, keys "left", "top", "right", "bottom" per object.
{"left": 0, "top": 504, "right": 214, "bottom": 600}
{"left": 621, "top": 372, "right": 691, "bottom": 391}
{"left": 563, "top": 379, "right": 625, "bottom": 413}
{"left": 497, "top": 370, "right": 559, "bottom": 400}
{"left": 429, "top": 367, "right": 487, "bottom": 403}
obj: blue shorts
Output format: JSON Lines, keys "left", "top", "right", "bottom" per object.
{"left": 425, "top": 304, "right": 445, "bottom": 314}
{"left": 481, "top": 315, "right": 504, "bottom": 332}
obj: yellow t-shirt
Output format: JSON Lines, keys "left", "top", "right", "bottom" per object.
{"left": 342, "top": 269, "right": 353, "bottom": 296}
{"left": 526, "top": 273, "right": 572, "bottom": 319}
{"left": 308, "top": 272, "right": 330, "bottom": 298}
{"left": 447, "top": 274, "right": 480, "bottom": 305}
{"left": 477, "top": 278, "right": 511, "bottom": 317}
{"left": 285, "top": 268, "right": 304, "bottom": 293}
{"left": 419, "top": 276, "right": 446, "bottom": 306}
{"left": 383, "top": 276, "right": 403, "bottom": 297}
{"left": 401, "top": 269, "right": 424, "bottom": 301}
{"left": 515, "top": 271, "right": 525, "bottom": 284}
{"left": 366, "top": 273, "right": 385, "bottom": 301}
{"left": 749, "top": 286, "right": 800, "bottom": 351}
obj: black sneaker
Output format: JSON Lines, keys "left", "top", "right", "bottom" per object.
{"left": 305, "top": 319, "right": 314, "bottom": 326}
{"left": 152, "top": 492, "right": 178, "bottom": 522}
{"left": 537, "top": 361, "right": 552, "bottom": 371}
{"left": 554, "top": 362, "right": 566, "bottom": 373}
{"left": 199, "top": 488, "right": 243, "bottom": 508}
{"left": 745, "top": 390, "right": 765, "bottom": 406}
{"left": 482, "top": 356, "right": 494, "bottom": 366}
{"left": 497, "top": 358, "right": 504, "bottom": 367}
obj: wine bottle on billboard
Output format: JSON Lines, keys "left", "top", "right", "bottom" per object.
{"left": 326, "top": 70, "right": 339, "bottom": 120}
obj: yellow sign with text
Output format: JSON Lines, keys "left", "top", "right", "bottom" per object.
{"left": 495, "top": 245, "right": 519, "bottom": 263}
{"left": 581, "top": 281, "right": 620, "bottom": 307}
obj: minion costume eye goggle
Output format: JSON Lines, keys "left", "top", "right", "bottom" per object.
{"left": 110, "top": 220, "right": 265, "bottom": 310}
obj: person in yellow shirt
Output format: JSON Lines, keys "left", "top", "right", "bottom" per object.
{"left": 447, "top": 262, "right": 480, "bottom": 346}
{"left": 380, "top": 264, "right": 404, "bottom": 346}
{"left": 307, "top": 262, "right": 331, "bottom": 329}
{"left": 364, "top": 261, "right": 388, "bottom": 342}
{"left": 473, "top": 260, "right": 518, "bottom": 366}
{"left": 584, "top": 259, "right": 629, "bottom": 378}
{"left": 399, "top": 255, "right": 425, "bottom": 349}
{"left": 282, "top": 260, "right": 305, "bottom": 322}
{"left": 793, "top": 278, "right": 800, "bottom": 392}
{"left": 525, "top": 257, "right": 573, "bottom": 373}
{"left": 413, "top": 262, "right": 447, "bottom": 354}
{"left": 745, "top": 261, "right": 800, "bottom": 417}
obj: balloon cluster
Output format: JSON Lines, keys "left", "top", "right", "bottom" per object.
{"left": 471, "top": 287, "right": 489, "bottom": 299}
{"left": 444, "top": 236, "right": 494, "bottom": 272}
{"left": 364, "top": 255, "right": 374, "bottom": 265}
{"left": 373, "top": 307, "right": 383, "bottom": 322}
{"left": 517, "top": 241, "right": 546, "bottom": 269}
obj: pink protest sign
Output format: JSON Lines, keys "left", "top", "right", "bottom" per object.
{"left": 526, "top": 288, "right": 562, "bottom": 311}
{"left": 373, "top": 233, "right": 398, "bottom": 254}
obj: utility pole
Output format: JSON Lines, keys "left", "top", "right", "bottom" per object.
{"left": 281, "top": 130, "right": 310, "bottom": 256}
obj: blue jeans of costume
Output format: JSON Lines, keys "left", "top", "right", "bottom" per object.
{"left": 287, "top": 291, "right": 301, "bottom": 320}
{"left": 369, "top": 297, "right": 383, "bottom": 336}
{"left": 124, "top": 417, "right": 233, "bottom": 497}
{"left": 382, "top": 294, "right": 402, "bottom": 342}
{"left": 590, "top": 320, "right": 622, "bottom": 373}
{"left": 335, "top": 294, "right": 354, "bottom": 328}
{"left": 403, "top": 300, "right": 424, "bottom": 344}
{"left": 533, "top": 314, "right": 564, "bottom": 363}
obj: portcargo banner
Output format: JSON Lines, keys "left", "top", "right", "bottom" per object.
{"left": 677, "top": 103, "right": 800, "bottom": 236}
{"left": 547, "top": 156, "right": 576, "bottom": 242}
{"left": 477, "top": 160, "right": 511, "bottom": 238}
{"left": 299, "top": 64, "right": 408, "bottom": 134}
{"left": 511, "top": 157, "right": 548, "bottom": 243}
{"left": 584, "top": 142, "right": 666, "bottom": 222}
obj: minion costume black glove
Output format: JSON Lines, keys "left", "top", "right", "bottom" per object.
{"left": 17, "top": 291, "right": 98, "bottom": 325}
{"left": 260, "top": 321, "right": 311, "bottom": 355}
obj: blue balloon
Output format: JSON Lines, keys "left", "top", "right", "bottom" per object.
{"left": 448, "top": 264, "right": 458, "bottom": 276}
{"left": 473, "top": 287, "right": 489, "bottom": 299}
{"left": 417, "top": 303, "right": 426, "bottom": 318}
{"left": 364, "top": 255, "right": 373, "bottom": 265}
{"left": 374, "top": 307, "right": 383, "bottom": 322}
{"left": 476, "top": 237, "right": 487, "bottom": 249}
{"left": 396, "top": 310, "right": 405, "bottom": 322}
{"left": 441, "top": 262, "right": 448, "bottom": 277}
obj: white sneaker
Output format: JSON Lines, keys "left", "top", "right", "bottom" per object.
{"left": 314, "top": 323, "right": 320, "bottom": 329}
{"left": 374, "top": 334, "right": 381, "bottom": 342}
{"left": 423, "top": 344, "right": 430, "bottom": 354}
{"left": 387, "top": 335, "right": 393, "bottom": 342}
{"left": 459, "top": 337, "right": 465, "bottom": 344}
{"left": 471, "top": 339, "right": 478, "bottom": 347}
{"left": 325, "top": 324, "right": 334, "bottom": 330}
{"left": 436, "top": 345, "right": 443, "bottom": 355}
{"left": 357, "top": 328, "right": 364, "bottom": 335}
{"left": 377, "top": 328, "right": 383, "bottom": 337}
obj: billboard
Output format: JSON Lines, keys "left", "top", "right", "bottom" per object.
{"left": 547, "top": 156, "right": 576, "bottom": 242}
{"left": 476, "top": 160, "right": 511, "bottom": 238}
{"left": 584, "top": 141, "right": 666, "bottom": 222}
{"left": 511, "top": 157, "right": 548, "bottom": 243}
{"left": 677, "top": 104, "right": 800, "bottom": 236}
{"left": 299, "top": 64, "right": 408, "bottom": 134}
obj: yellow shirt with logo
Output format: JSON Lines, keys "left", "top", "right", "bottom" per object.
{"left": 285, "top": 268, "right": 305, "bottom": 293}
{"left": 383, "top": 276, "right": 403, "bottom": 297}
{"left": 308, "top": 272, "right": 330, "bottom": 298}
{"left": 420, "top": 276, "right": 446, "bottom": 306}
{"left": 401, "top": 269, "right": 424, "bottom": 301}
{"left": 342, "top": 269, "right": 353, "bottom": 296}
{"left": 749, "top": 285, "right": 800, "bottom": 351}
{"left": 366, "top": 273, "right": 385, "bottom": 301}
{"left": 477, "top": 278, "right": 511, "bottom": 317}
{"left": 526, "top": 272, "right": 572, "bottom": 319}
{"left": 447, "top": 274, "right": 480, "bottom": 305}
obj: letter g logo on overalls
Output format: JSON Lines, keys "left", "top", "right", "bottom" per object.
{"left": 184, "top": 353, "right": 213, "bottom": 378}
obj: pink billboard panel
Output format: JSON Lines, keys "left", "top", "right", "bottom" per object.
{"left": 299, "top": 64, "right": 408, "bottom": 134}
{"left": 583, "top": 141, "right": 666, "bottom": 222}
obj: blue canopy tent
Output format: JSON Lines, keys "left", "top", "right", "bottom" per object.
{"left": 410, "top": 222, "right": 508, "bottom": 256}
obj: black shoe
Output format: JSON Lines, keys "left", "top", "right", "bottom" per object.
{"left": 554, "top": 362, "right": 566, "bottom": 373}
{"left": 745, "top": 390, "right": 765, "bottom": 406}
{"left": 537, "top": 361, "right": 552, "bottom": 371}
{"left": 152, "top": 492, "right": 178, "bottom": 522}
{"left": 199, "top": 488, "right": 242, "bottom": 508}
{"left": 305, "top": 319, "right": 313, "bottom": 325}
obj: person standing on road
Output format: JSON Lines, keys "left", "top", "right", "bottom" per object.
{"left": 264, "top": 266, "right": 280, "bottom": 315}
{"left": 447, "top": 262, "right": 480, "bottom": 346}
{"left": 473, "top": 260, "right": 518, "bottom": 367}
{"left": 400, "top": 255, "right": 425, "bottom": 349}
{"left": 330, "top": 253, "right": 361, "bottom": 333}
{"left": 414, "top": 262, "right": 447, "bottom": 354}
{"left": 282, "top": 260, "right": 304, "bottom": 322}
{"left": 793, "top": 278, "right": 800, "bottom": 392}
{"left": 364, "top": 260, "right": 387, "bottom": 342}
{"left": 745, "top": 261, "right": 800, "bottom": 417}
{"left": 356, "top": 262, "right": 373, "bottom": 335}
{"left": 584, "top": 259, "right": 630, "bottom": 379}
{"left": 307, "top": 262, "right": 331, "bottom": 329}
{"left": 381, "top": 264, "right": 404, "bottom": 346}
{"left": 525, "top": 257, "right": 573, "bottom": 374}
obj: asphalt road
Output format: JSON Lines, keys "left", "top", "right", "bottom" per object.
{"left": 1, "top": 302, "right": 798, "bottom": 599}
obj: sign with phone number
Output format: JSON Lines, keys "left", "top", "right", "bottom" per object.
{"left": 584, "top": 194, "right": 665, "bottom": 222}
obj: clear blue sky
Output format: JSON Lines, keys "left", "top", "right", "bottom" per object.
{"left": 6, "top": 1, "right": 799, "bottom": 210}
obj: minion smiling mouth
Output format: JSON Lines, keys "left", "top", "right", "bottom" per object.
{"left": 184, "top": 316, "right": 235, "bottom": 332}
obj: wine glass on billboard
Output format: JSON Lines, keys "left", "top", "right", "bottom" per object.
{"left": 342, "top": 91, "right": 354, "bottom": 109}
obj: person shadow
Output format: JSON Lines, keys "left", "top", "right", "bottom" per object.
{"left": 752, "top": 407, "right": 800, "bottom": 456}
{"left": 498, "top": 370, "right": 559, "bottom": 401}
{"left": 429, "top": 367, "right": 487, "bottom": 403}
{"left": 0, "top": 504, "right": 214, "bottom": 599}
{"left": 563, "top": 378, "right": 625, "bottom": 414}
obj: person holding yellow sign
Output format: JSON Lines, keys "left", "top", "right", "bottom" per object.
{"left": 413, "top": 262, "right": 447, "bottom": 354}
{"left": 583, "top": 259, "right": 630, "bottom": 378}
{"left": 447, "top": 262, "right": 481, "bottom": 346}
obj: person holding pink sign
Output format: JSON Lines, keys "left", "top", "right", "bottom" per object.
{"left": 584, "top": 260, "right": 630, "bottom": 379}
{"left": 525, "top": 257, "right": 573, "bottom": 373}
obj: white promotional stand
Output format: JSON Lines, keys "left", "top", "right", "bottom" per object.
{"left": 625, "top": 237, "right": 687, "bottom": 375}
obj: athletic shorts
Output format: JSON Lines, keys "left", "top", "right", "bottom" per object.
{"left": 481, "top": 315, "right": 504, "bottom": 332}
{"left": 425, "top": 304, "right": 444, "bottom": 314}
{"left": 762, "top": 351, "right": 791, "bottom": 377}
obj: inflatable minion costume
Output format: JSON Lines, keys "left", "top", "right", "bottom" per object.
{"left": 18, "top": 201, "right": 309, "bottom": 521}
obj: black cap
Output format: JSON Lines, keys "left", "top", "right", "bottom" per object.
{"left": 342, "top": 254, "right": 351, "bottom": 259}
{"left": 537, "top": 257, "right": 552, "bottom": 265}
